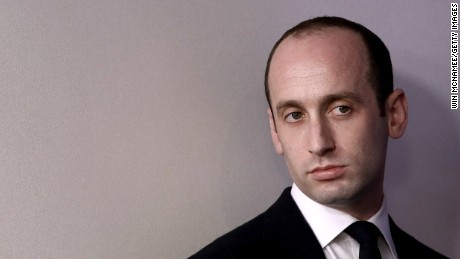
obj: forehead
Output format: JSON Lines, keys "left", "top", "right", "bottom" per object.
{"left": 268, "top": 28, "right": 371, "bottom": 103}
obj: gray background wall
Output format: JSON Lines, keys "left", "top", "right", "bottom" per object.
{"left": 1, "top": 1, "right": 459, "bottom": 258}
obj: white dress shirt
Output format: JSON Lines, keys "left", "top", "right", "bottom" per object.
{"left": 291, "top": 183, "right": 398, "bottom": 259}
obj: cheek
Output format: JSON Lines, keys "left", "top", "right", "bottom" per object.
{"left": 337, "top": 116, "right": 387, "bottom": 156}
{"left": 279, "top": 132, "right": 308, "bottom": 169}
{"left": 278, "top": 127, "right": 306, "bottom": 151}
{"left": 353, "top": 121, "right": 388, "bottom": 167}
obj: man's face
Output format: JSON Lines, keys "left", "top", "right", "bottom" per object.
{"left": 268, "top": 28, "right": 390, "bottom": 211}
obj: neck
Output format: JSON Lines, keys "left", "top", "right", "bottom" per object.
{"left": 331, "top": 190, "right": 384, "bottom": 220}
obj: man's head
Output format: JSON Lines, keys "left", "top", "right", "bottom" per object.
{"left": 266, "top": 17, "right": 408, "bottom": 219}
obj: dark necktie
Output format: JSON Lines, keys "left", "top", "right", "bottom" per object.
{"left": 345, "top": 221, "right": 382, "bottom": 259}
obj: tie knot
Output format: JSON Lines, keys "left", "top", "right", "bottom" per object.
{"left": 345, "top": 221, "right": 381, "bottom": 244}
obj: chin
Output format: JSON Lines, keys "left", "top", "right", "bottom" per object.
{"left": 309, "top": 186, "right": 358, "bottom": 206}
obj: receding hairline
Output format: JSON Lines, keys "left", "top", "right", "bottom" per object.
{"left": 267, "top": 26, "right": 373, "bottom": 90}
{"left": 289, "top": 24, "right": 355, "bottom": 38}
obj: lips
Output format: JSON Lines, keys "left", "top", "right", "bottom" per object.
{"left": 309, "top": 165, "right": 346, "bottom": 181}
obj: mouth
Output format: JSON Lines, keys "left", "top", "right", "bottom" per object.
{"left": 309, "top": 165, "right": 346, "bottom": 181}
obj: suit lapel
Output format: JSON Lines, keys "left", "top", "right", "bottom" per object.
{"left": 263, "top": 188, "right": 326, "bottom": 259}
{"left": 389, "top": 217, "right": 407, "bottom": 257}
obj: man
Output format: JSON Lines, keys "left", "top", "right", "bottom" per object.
{"left": 190, "top": 16, "right": 446, "bottom": 259}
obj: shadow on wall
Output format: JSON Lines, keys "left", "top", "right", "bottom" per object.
{"left": 385, "top": 72, "right": 460, "bottom": 258}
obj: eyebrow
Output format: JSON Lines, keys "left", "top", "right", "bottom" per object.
{"left": 321, "top": 91, "right": 363, "bottom": 106}
{"left": 275, "top": 91, "right": 363, "bottom": 114}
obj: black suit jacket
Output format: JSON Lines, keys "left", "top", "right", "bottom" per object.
{"left": 190, "top": 187, "right": 447, "bottom": 259}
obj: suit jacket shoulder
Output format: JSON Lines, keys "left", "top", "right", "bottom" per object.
{"left": 189, "top": 187, "right": 325, "bottom": 259}
{"left": 390, "top": 218, "right": 448, "bottom": 258}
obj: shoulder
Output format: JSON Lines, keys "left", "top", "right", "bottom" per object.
{"left": 390, "top": 219, "right": 448, "bottom": 259}
{"left": 189, "top": 213, "right": 269, "bottom": 259}
{"left": 189, "top": 188, "right": 301, "bottom": 259}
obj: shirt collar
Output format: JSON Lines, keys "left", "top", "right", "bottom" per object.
{"left": 367, "top": 198, "right": 398, "bottom": 258}
{"left": 290, "top": 183, "right": 398, "bottom": 257}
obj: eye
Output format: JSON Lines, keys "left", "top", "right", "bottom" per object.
{"left": 330, "top": 105, "right": 351, "bottom": 116}
{"left": 286, "top": 112, "right": 303, "bottom": 122}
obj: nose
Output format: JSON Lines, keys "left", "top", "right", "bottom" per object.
{"left": 306, "top": 118, "right": 335, "bottom": 156}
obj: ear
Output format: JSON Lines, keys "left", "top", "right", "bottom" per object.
{"left": 268, "top": 108, "right": 284, "bottom": 155}
{"left": 386, "top": 88, "right": 408, "bottom": 139}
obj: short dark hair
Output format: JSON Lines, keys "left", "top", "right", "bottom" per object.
{"left": 264, "top": 16, "right": 393, "bottom": 116}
